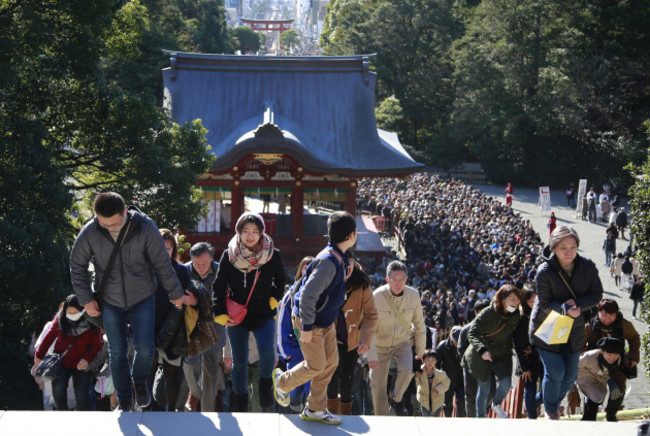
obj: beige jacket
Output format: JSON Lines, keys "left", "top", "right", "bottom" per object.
{"left": 367, "top": 284, "right": 426, "bottom": 362}
{"left": 415, "top": 366, "right": 450, "bottom": 413}
{"left": 577, "top": 349, "right": 619, "bottom": 403}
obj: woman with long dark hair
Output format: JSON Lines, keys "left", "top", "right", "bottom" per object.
{"left": 326, "top": 262, "right": 378, "bottom": 415}
{"left": 213, "top": 212, "right": 286, "bottom": 412}
{"left": 33, "top": 295, "right": 103, "bottom": 410}
{"left": 514, "top": 285, "right": 543, "bottom": 418}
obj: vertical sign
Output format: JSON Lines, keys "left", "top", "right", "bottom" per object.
{"left": 539, "top": 186, "right": 551, "bottom": 213}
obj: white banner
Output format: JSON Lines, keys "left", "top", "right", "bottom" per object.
{"left": 539, "top": 186, "right": 551, "bottom": 213}
{"left": 576, "top": 179, "right": 587, "bottom": 214}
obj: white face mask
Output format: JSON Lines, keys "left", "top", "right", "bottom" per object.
{"left": 66, "top": 310, "right": 85, "bottom": 322}
{"left": 506, "top": 305, "right": 518, "bottom": 313}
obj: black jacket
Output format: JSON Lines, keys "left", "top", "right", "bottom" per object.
{"left": 155, "top": 260, "right": 191, "bottom": 334}
{"left": 436, "top": 338, "right": 463, "bottom": 386}
{"left": 514, "top": 313, "right": 542, "bottom": 377}
{"left": 529, "top": 247, "right": 603, "bottom": 353}
{"left": 213, "top": 248, "right": 286, "bottom": 331}
{"left": 155, "top": 281, "right": 214, "bottom": 358}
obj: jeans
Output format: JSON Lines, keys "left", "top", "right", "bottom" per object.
{"left": 605, "top": 250, "right": 612, "bottom": 266}
{"left": 103, "top": 294, "right": 155, "bottom": 405}
{"left": 52, "top": 367, "right": 92, "bottom": 410}
{"left": 227, "top": 317, "right": 276, "bottom": 395}
{"left": 632, "top": 300, "right": 640, "bottom": 317}
{"left": 538, "top": 348, "right": 580, "bottom": 415}
{"left": 524, "top": 378, "right": 542, "bottom": 419}
{"left": 421, "top": 406, "right": 440, "bottom": 417}
{"left": 476, "top": 375, "right": 511, "bottom": 417}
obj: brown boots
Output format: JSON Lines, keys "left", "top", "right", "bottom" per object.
{"left": 339, "top": 401, "right": 352, "bottom": 415}
{"left": 327, "top": 398, "right": 340, "bottom": 414}
{"left": 326, "top": 398, "right": 352, "bottom": 415}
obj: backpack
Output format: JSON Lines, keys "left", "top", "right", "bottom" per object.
{"left": 622, "top": 260, "right": 633, "bottom": 275}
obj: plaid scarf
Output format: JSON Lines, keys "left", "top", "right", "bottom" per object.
{"left": 227, "top": 232, "right": 274, "bottom": 274}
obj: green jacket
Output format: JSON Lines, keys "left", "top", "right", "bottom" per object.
{"left": 463, "top": 303, "right": 520, "bottom": 382}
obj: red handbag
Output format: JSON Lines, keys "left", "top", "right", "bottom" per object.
{"left": 226, "top": 269, "right": 260, "bottom": 325}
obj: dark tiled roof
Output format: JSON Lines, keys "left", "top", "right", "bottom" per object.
{"left": 162, "top": 52, "right": 423, "bottom": 175}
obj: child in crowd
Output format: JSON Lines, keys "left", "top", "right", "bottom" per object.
{"left": 415, "top": 350, "right": 450, "bottom": 417}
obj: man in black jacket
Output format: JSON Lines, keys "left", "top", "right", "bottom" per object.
{"left": 437, "top": 326, "right": 465, "bottom": 417}
{"left": 70, "top": 192, "right": 189, "bottom": 411}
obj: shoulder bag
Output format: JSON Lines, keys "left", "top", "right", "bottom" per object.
{"left": 226, "top": 269, "right": 261, "bottom": 325}
{"left": 35, "top": 343, "right": 73, "bottom": 383}
{"left": 84, "top": 216, "right": 131, "bottom": 329}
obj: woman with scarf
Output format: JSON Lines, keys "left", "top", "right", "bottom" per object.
{"left": 213, "top": 212, "right": 286, "bottom": 412}
{"left": 33, "top": 295, "right": 103, "bottom": 410}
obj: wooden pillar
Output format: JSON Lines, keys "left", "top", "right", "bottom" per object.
{"left": 346, "top": 183, "right": 357, "bottom": 216}
{"left": 231, "top": 184, "right": 243, "bottom": 231}
{"left": 291, "top": 186, "right": 303, "bottom": 236}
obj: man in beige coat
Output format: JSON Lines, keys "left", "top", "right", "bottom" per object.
{"left": 367, "top": 261, "right": 426, "bottom": 416}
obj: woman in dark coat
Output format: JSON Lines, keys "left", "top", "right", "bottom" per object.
{"left": 213, "top": 212, "right": 286, "bottom": 412}
{"left": 529, "top": 226, "right": 603, "bottom": 420}
{"left": 514, "top": 286, "right": 544, "bottom": 419}
{"left": 464, "top": 284, "right": 521, "bottom": 418}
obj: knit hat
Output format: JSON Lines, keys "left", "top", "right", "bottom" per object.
{"left": 597, "top": 337, "right": 623, "bottom": 354}
{"left": 235, "top": 212, "right": 265, "bottom": 234}
{"left": 450, "top": 326, "right": 462, "bottom": 344}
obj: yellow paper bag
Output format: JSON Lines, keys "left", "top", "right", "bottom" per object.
{"left": 534, "top": 310, "right": 574, "bottom": 345}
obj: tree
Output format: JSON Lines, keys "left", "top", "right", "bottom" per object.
{"left": 321, "top": 0, "right": 462, "bottom": 160}
{"left": 280, "top": 29, "right": 300, "bottom": 53}
{"left": 233, "top": 26, "right": 261, "bottom": 54}
{"left": 0, "top": 0, "right": 213, "bottom": 408}
{"left": 627, "top": 121, "right": 650, "bottom": 378}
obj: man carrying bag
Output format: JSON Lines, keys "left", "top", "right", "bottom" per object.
{"left": 70, "top": 192, "right": 191, "bottom": 411}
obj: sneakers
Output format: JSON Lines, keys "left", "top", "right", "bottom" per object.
{"left": 273, "top": 368, "right": 290, "bottom": 407}
{"left": 300, "top": 407, "right": 342, "bottom": 425}
{"left": 491, "top": 403, "right": 509, "bottom": 419}
{"left": 134, "top": 381, "right": 151, "bottom": 408}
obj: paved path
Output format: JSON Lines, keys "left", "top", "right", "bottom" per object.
{"left": 475, "top": 184, "right": 649, "bottom": 410}
{"left": 0, "top": 410, "right": 643, "bottom": 435}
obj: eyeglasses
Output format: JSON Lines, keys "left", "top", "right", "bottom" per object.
{"left": 98, "top": 215, "right": 125, "bottom": 229}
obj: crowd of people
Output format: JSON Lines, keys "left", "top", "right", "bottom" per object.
{"left": 29, "top": 177, "right": 643, "bottom": 423}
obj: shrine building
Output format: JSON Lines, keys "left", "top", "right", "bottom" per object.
{"left": 162, "top": 52, "right": 422, "bottom": 265}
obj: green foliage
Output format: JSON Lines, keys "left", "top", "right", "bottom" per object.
{"left": 104, "top": 0, "right": 232, "bottom": 101}
{"left": 628, "top": 121, "right": 650, "bottom": 380}
{"left": 233, "top": 26, "right": 261, "bottom": 54}
{"left": 0, "top": 0, "right": 215, "bottom": 408}
{"left": 280, "top": 29, "right": 299, "bottom": 53}
{"left": 322, "top": 0, "right": 650, "bottom": 187}
{"left": 375, "top": 96, "right": 404, "bottom": 133}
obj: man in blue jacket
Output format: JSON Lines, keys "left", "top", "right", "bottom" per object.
{"left": 273, "top": 211, "right": 357, "bottom": 424}
{"left": 70, "top": 192, "right": 190, "bottom": 411}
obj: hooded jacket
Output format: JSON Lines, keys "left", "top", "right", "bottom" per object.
{"left": 70, "top": 206, "right": 184, "bottom": 308}
{"left": 529, "top": 247, "right": 603, "bottom": 353}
